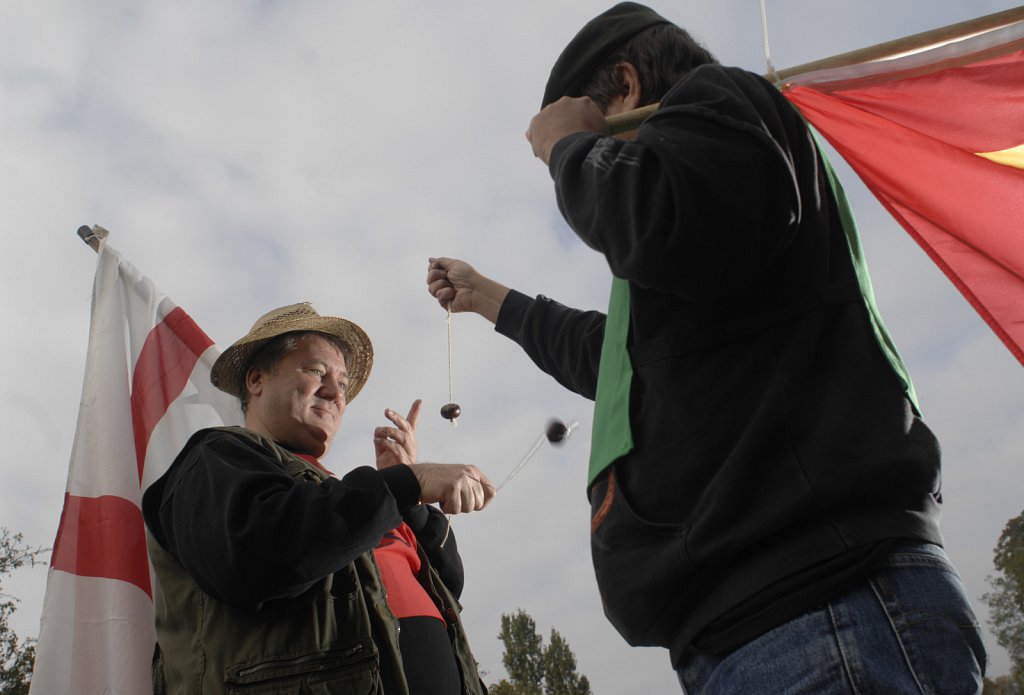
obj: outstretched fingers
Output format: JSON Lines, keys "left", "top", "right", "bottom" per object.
{"left": 374, "top": 399, "right": 423, "bottom": 468}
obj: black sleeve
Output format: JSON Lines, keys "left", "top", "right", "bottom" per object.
{"left": 144, "top": 430, "right": 408, "bottom": 609}
{"left": 378, "top": 464, "right": 421, "bottom": 510}
{"left": 495, "top": 289, "right": 605, "bottom": 400}
{"left": 548, "top": 66, "right": 801, "bottom": 302}
{"left": 403, "top": 504, "right": 464, "bottom": 598}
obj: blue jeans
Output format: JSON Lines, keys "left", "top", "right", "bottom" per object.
{"left": 677, "top": 543, "right": 986, "bottom": 694}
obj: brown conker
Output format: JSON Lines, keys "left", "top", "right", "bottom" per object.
{"left": 546, "top": 419, "right": 569, "bottom": 443}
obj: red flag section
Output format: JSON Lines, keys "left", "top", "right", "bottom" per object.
{"left": 130, "top": 306, "right": 213, "bottom": 482}
{"left": 51, "top": 494, "right": 152, "bottom": 596}
{"left": 783, "top": 24, "right": 1024, "bottom": 366}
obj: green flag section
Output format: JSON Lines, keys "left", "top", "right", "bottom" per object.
{"left": 588, "top": 276, "right": 633, "bottom": 486}
{"left": 782, "top": 20, "right": 1024, "bottom": 367}
{"left": 816, "top": 140, "right": 920, "bottom": 412}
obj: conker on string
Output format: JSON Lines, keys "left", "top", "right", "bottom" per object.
{"left": 546, "top": 419, "right": 569, "bottom": 444}
{"left": 440, "top": 403, "right": 462, "bottom": 421}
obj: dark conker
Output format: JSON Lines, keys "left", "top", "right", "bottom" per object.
{"left": 546, "top": 419, "right": 569, "bottom": 444}
{"left": 440, "top": 403, "right": 462, "bottom": 420}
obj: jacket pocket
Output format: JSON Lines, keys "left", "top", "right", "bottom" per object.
{"left": 590, "top": 468, "right": 691, "bottom": 647}
{"left": 224, "top": 642, "right": 381, "bottom": 695}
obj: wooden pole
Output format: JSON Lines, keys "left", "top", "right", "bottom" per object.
{"left": 607, "top": 104, "right": 658, "bottom": 134}
{"left": 77, "top": 225, "right": 109, "bottom": 253}
{"left": 605, "top": 5, "right": 1024, "bottom": 134}
{"left": 772, "top": 5, "right": 1024, "bottom": 82}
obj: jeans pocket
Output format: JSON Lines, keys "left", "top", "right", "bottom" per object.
{"left": 591, "top": 469, "right": 691, "bottom": 647}
{"left": 869, "top": 545, "right": 986, "bottom": 692}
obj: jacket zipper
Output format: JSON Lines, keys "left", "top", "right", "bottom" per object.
{"left": 234, "top": 645, "right": 364, "bottom": 679}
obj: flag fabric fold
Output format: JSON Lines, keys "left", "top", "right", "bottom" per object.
{"left": 781, "top": 20, "right": 1024, "bottom": 366}
{"left": 30, "top": 238, "right": 240, "bottom": 694}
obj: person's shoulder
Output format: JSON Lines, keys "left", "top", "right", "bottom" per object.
{"left": 165, "top": 425, "right": 240, "bottom": 462}
{"left": 648, "top": 63, "right": 796, "bottom": 140}
{"left": 689, "top": 63, "right": 770, "bottom": 84}
{"left": 185, "top": 426, "right": 288, "bottom": 468}
{"left": 162, "top": 427, "right": 267, "bottom": 482}
{"left": 142, "top": 428, "right": 221, "bottom": 520}
{"left": 662, "top": 64, "right": 775, "bottom": 108}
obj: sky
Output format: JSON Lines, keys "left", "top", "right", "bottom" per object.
{"left": 1, "top": 0, "right": 1022, "bottom": 692}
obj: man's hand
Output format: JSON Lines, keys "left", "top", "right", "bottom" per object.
{"left": 426, "top": 257, "right": 509, "bottom": 324}
{"left": 411, "top": 463, "right": 495, "bottom": 514}
{"left": 526, "top": 96, "right": 609, "bottom": 164}
{"left": 374, "top": 399, "right": 421, "bottom": 469}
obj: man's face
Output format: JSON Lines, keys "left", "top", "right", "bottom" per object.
{"left": 244, "top": 333, "right": 349, "bottom": 458}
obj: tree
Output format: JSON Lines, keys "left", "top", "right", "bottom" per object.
{"left": 540, "top": 629, "right": 591, "bottom": 695}
{"left": 490, "top": 609, "right": 591, "bottom": 695}
{"left": 983, "top": 674, "right": 1024, "bottom": 695}
{"left": 0, "top": 529, "right": 46, "bottom": 695}
{"left": 982, "top": 511, "right": 1024, "bottom": 692}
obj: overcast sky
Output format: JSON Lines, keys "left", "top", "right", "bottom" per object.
{"left": 2, "top": 1, "right": 1022, "bottom": 691}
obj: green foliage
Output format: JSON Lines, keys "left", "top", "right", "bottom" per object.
{"left": 491, "top": 610, "right": 591, "bottom": 695}
{"left": 489, "top": 680, "right": 519, "bottom": 695}
{"left": 541, "top": 629, "right": 591, "bottom": 695}
{"left": 0, "top": 529, "right": 46, "bottom": 695}
{"left": 984, "top": 511, "right": 1024, "bottom": 684}
{"left": 495, "top": 611, "right": 544, "bottom": 695}
{"left": 983, "top": 672, "right": 1024, "bottom": 695}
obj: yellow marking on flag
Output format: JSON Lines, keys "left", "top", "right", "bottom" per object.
{"left": 976, "top": 143, "right": 1024, "bottom": 170}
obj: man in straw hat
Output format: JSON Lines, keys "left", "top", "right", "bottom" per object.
{"left": 143, "top": 302, "right": 493, "bottom": 694}
{"left": 427, "top": 2, "right": 985, "bottom": 692}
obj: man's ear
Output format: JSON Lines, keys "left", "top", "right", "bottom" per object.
{"left": 615, "top": 62, "right": 643, "bottom": 111}
{"left": 245, "top": 367, "right": 263, "bottom": 399}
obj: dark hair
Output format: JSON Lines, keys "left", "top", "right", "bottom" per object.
{"left": 240, "top": 331, "right": 352, "bottom": 413}
{"left": 581, "top": 23, "right": 718, "bottom": 110}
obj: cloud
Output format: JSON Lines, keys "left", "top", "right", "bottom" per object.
{"left": 2, "top": 0, "right": 1022, "bottom": 689}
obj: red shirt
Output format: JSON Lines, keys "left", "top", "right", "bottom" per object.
{"left": 373, "top": 522, "right": 444, "bottom": 622}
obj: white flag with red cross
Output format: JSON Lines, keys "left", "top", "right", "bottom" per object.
{"left": 29, "top": 235, "right": 241, "bottom": 694}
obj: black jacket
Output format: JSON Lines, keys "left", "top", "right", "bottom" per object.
{"left": 497, "top": 64, "right": 943, "bottom": 663}
{"left": 142, "top": 427, "right": 484, "bottom": 694}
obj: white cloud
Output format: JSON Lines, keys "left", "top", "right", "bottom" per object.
{"left": 2, "top": 0, "right": 1022, "bottom": 690}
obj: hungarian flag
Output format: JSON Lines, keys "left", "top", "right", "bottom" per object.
{"left": 782, "top": 19, "right": 1024, "bottom": 366}
{"left": 30, "top": 233, "right": 241, "bottom": 694}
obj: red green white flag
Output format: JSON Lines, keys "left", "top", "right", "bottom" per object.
{"left": 782, "top": 20, "right": 1024, "bottom": 366}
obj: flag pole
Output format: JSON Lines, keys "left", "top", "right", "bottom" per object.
{"left": 606, "top": 5, "right": 1024, "bottom": 134}
{"left": 77, "top": 224, "right": 109, "bottom": 253}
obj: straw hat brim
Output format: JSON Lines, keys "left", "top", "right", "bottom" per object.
{"left": 211, "top": 310, "right": 373, "bottom": 402}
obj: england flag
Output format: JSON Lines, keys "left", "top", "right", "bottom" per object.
{"left": 30, "top": 229, "right": 241, "bottom": 694}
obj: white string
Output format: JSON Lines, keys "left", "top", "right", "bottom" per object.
{"left": 441, "top": 513, "right": 453, "bottom": 547}
{"left": 446, "top": 305, "right": 456, "bottom": 428}
{"left": 498, "top": 420, "right": 579, "bottom": 491}
{"left": 443, "top": 432, "right": 544, "bottom": 546}
{"left": 440, "top": 420, "right": 577, "bottom": 546}
{"left": 497, "top": 434, "right": 547, "bottom": 491}
{"left": 758, "top": 0, "right": 779, "bottom": 81}
{"left": 440, "top": 304, "right": 457, "bottom": 541}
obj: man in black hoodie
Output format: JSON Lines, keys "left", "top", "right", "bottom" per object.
{"left": 427, "top": 3, "right": 985, "bottom": 692}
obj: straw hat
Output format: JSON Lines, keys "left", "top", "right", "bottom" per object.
{"left": 211, "top": 302, "right": 373, "bottom": 402}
